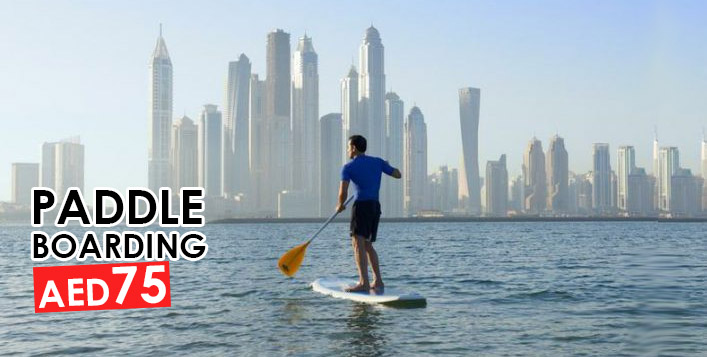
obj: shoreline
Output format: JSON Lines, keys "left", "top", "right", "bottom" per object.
{"left": 209, "top": 216, "right": 707, "bottom": 224}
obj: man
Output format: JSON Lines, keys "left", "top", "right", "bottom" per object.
{"left": 337, "top": 135, "right": 402, "bottom": 292}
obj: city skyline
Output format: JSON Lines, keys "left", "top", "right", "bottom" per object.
{"left": 1, "top": 1, "right": 707, "bottom": 202}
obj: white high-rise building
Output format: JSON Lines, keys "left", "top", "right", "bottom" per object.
{"left": 171, "top": 116, "right": 198, "bottom": 190}
{"left": 658, "top": 146, "right": 680, "bottom": 212}
{"left": 592, "top": 143, "right": 612, "bottom": 212}
{"left": 266, "top": 29, "right": 291, "bottom": 211}
{"left": 485, "top": 155, "right": 508, "bottom": 216}
{"left": 458, "top": 87, "right": 481, "bottom": 214}
{"left": 523, "top": 137, "right": 546, "bottom": 214}
{"left": 223, "top": 54, "right": 251, "bottom": 197}
{"left": 358, "top": 26, "right": 386, "bottom": 157}
{"left": 653, "top": 133, "right": 659, "bottom": 209}
{"left": 404, "top": 106, "right": 427, "bottom": 216}
{"left": 249, "top": 74, "right": 267, "bottom": 212}
{"left": 319, "top": 113, "right": 342, "bottom": 217}
{"left": 41, "top": 138, "right": 84, "bottom": 200}
{"left": 428, "top": 166, "right": 459, "bottom": 214}
{"left": 292, "top": 35, "right": 319, "bottom": 211}
{"left": 702, "top": 135, "right": 707, "bottom": 212}
{"left": 383, "top": 92, "right": 404, "bottom": 217}
{"left": 11, "top": 163, "right": 39, "bottom": 205}
{"left": 148, "top": 26, "right": 172, "bottom": 192}
{"left": 198, "top": 105, "right": 223, "bottom": 197}
{"left": 341, "top": 65, "right": 360, "bottom": 161}
{"left": 546, "top": 135, "right": 568, "bottom": 213}
{"left": 617, "top": 146, "right": 635, "bottom": 211}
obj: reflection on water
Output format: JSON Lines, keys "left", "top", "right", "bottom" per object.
{"left": 280, "top": 300, "right": 307, "bottom": 325}
{"left": 346, "top": 303, "right": 387, "bottom": 356}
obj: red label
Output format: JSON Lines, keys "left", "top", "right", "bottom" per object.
{"left": 33, "top": 262, "right": 171, "bottom": 313}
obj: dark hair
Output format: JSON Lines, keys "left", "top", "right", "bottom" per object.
{"left": 349, "top": 135, "right": 367, "bottom": 152}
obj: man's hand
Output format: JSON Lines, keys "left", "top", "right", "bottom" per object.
{"left": 391, "top": 168, "right": 402, "bottom": 179}
{"left": 336, "top": 203, "right": 346, "bottom": 213}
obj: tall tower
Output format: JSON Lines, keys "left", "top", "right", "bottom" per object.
{"left": 292, "top": 34, "right": 319, "bottom": 211}
{"left": 546, "top": 135, "right": 569, "bottom": 213}
{"left": 592, "top": 143, "right": 612, "bottom": 212}
{"left": 404, "top": 106, "right": 427, "bottom": 216}
{"left": 459, "top": 87, "right": 481, "bottom": 214}
{"left": 383, "top": 92, "right": 405, "bottom": 217}
{"left": 617, "top": 145, "right": 636, "bottom": 211}
{"left": 358, "top": 26, "right": 386, "bottom": 157}
{"left": 523, "top": 137, "right": 546, "bottom": 214}
{"left": 266, "top": 29, "right": 291, "bottom": 210}
{"left": 702, "top": 134, "right": 707, "bottom": 212}
{"left": 249, "top": 74, "right": 267, "bottom": 212}
{"left": 653, "top": 131, "right": 659, "bottom": 209}
{"left": 148, "top": 26, "right": 173, "bottom": 192}
{"left": 341, "top": 65, "right": 359, "bottom": 162}
{"left": 223, "top": 54, "right": 251, "bottom": 197}
{"left": 658, "top": 146, "right": 680, "bottom": 212}
{"left": 198, "top": 104, "right": 223, "bottom": 197}
{"left": 319, "top": 113, "right": 342, "bottom": 217}
{"left": 171, "top": 116, "right": 198, "bottom": 190}
{"left": 485, "top": 155, "right": 508, "bottom": 216}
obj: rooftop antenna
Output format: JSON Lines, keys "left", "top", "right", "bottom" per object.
{"left": 653, "top": 125, "right": 658, "bottom": 141}
{"left": 159, "top": 23, "right": 163, "bottom": 37}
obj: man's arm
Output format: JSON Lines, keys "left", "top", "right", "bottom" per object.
{"left": 336, "top": 180, "right": 349, "bottom": 212}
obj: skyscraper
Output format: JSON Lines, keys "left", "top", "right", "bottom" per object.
{"left": 223, "top": 54, "right": 251, "bottom": 197}
{"left": 11, "top": 163, "right": 39, "bottom": 205}
{"left": 171, "top": 116, "right": 198, "bottom": 191}
{"left": 592, "top": 143, "right": 612, "bottom": 213}
{"left": 341, "top": 65, "right": 359, "bottom": 162}
{"left": 383, "top": 92, "right": 404, "bottom": 217}
{"left": 458, "top": 87, "right": 481, "bottom": 215}
{"left": 198, "top": 104, "right": 222, "bottom": 197}
{"left": 546, "top": 135, "right": 568, "bottom": 213}
{"left": 319, "top": 113, "right": 342, "bottom": 217}
{"left": 617, "top": 146, "right": 635, "bottom": 211}
{"left": 249, "top": 74, "right": 267, "bottom": 212}
{"left": 358, "top": 26, "right": 386, "bottom": 157}
{"left": 292, "top": 34, "right": 319, "bottom": 211}
{"left": 266, "top": 29, "right": 291, "bottom": 210}
{"left": 702, "top": 135, "right": 707, "bottom": 212}
{"left": 658, "top": 146, "right": 680, "bottom": 212}
{"left": 148, "top": 26, "right": 172, "bottom": 192}
{"left": 485, "top": 154, "right": 508, "bottom": 216}
{"left": 404, "top": 106, "right": 427, "bottom": 216}
{"left": 523, "top": 137, "right": 546, "bottom": 214}
{"left": 653, "top": 132, "right": 659, "bottom": 209}
{"left": 428, "top": 166, "right": 459, "bottom": 214}
{"left": 41, "top": 138, "right": 84, "bottom": 200}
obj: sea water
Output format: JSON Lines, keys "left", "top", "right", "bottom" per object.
{"left": 1, "top": 222, "right": 705, "bottom": 356}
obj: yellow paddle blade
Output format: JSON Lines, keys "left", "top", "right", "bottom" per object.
{"left": 278, "top": 242, "right": 310, "bottom": 277}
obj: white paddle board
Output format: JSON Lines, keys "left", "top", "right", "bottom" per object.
{"left": 311, "top": 278, "right": 426, "bottom": 307}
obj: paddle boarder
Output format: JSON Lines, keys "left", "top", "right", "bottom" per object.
{"left": 336, "top": 135, "right": 401, "bottom": 292}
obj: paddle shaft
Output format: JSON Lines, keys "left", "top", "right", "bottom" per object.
{"left": 306, "top": 195, "right": 354, "bottom": 245}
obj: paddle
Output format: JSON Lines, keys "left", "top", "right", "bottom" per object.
{"left": 278, "top": 195, "right": 355, "bottom": 277}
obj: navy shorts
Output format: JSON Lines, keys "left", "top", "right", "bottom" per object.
{"left": 350, "top": 200, "right": 381, "bottom": 242}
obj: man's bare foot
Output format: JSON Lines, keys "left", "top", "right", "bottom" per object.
{"left": 371, "top": 281, "right": 384, "bottom": 292}
{"left": 345, "top": 283, "right": 370, "bottom": 292}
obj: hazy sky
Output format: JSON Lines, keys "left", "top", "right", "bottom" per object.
{"left": 1, "top": 0, "right": 706, "bottom": 201}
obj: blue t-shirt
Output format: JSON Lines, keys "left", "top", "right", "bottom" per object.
{"left": 341, "top": 154, "right": 395, "bottom": 201}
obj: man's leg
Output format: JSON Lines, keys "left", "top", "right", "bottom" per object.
{"left": 365, "top": 241, "right": 383, "bottom": 290}
{"left": 346, "top": 235, "right": 370, "bottom": 292}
